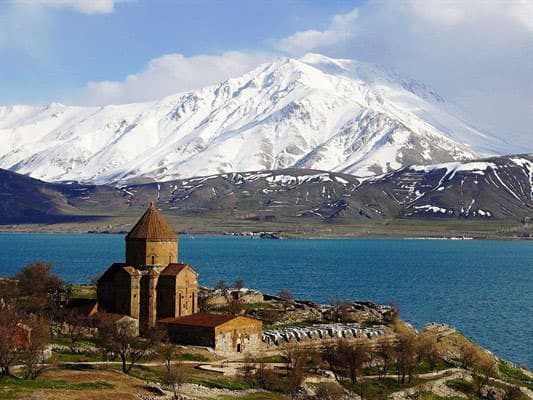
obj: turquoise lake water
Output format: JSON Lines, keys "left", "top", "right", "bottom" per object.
{"left": 0, "top": 234, "right": 531, "bottom": 367}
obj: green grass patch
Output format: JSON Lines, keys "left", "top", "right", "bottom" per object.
{"left": 218, "top": 392, "right": 286, "bottom": 400}
{"left": 0, "top": 375, "right": 113, "bottom": 399}
{"left": 498, "top": 361, "right": 533, "bottom": 389}
{"left": 242, "top": 302, "right": 274, "bottom": 311}
{"left": 179, "top": 352, "right": 210, "bottom": 362}
{"left": 71, "top": 284, "right": 96, "bottom": 299}
{"left": 446, "top": 378, "right": 474, "bottom": 394}
{"left": 257, "top": 355, "right": 285, "bottom": 363}
{"left": 413, "top": 391, "right": 465, "bottom": 400}
{"left": 97, "top": 364, "right": 163, "bottom": 382}
{"left": 350, "top": 377, "right": 434, "bottom": 400}
{"left": 50, "top": 334, "right": 96, "bottom": 348}
{"left": 189, "top": 375, "right": 250, "bottom": 390}
{"left": 51, "top": 350, "right": 101, "bottom": 363}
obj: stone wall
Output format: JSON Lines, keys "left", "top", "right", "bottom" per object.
{"left": 215, "top": 317, "right": 263, "bottom": 353}
{"left": 262, "top": 323, "right": 388, "bottom": 349}
{"left": 157, "top": 275, "right": 176, "bottom": 319}
{"left": 200, "top": 287, "right": 264, "bottom": 308}
{"left": 126, "top": 239, "right": 178, "bottom": 267}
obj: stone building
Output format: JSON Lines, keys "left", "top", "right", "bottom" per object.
{"left": 96, "top": 203, "right": 262, "bottom": 352}
{"left": 159, "top": 313, "right": 263, "bottom": 353}
{"left": 97, "top": 203, "right": 198, "bottom": 331}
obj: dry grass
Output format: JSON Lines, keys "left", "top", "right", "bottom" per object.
{"left": 19, "top": 368, "right": 152, "bottom": 400}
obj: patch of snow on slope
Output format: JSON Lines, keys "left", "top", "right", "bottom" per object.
{"left": 0, "top": 54, "right": 515, "bottom": 184}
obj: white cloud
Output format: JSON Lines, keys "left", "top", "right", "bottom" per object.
{"left": 20, "top": 0, "right": 126, "bottom": 14}
{"left": 81, "top": 51, "right": 275, "bottom": 105}
{"left": 274, "top": 0, "right": 533, "bottom": 149}
{"left": 275, "top": 8, "right": 358, "bottom": 54}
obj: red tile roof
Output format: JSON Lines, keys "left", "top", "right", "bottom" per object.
{"left": 158, "top": 312, "right": 237, "bottom": 328}
{"left": 160, "top": 263, "right": 196, "bottom": 276}
{"left": 126, "top": 203, "right": 177, "bottom": 241}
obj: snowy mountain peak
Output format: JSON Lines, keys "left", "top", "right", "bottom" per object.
{"left": 0, "top": 54, "right": 516, "bottom": 184}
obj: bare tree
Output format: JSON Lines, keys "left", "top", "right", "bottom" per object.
{"left": 329, "top": 297, "right": 352, "bottom": 322}
{"left": 234, "top": 279, "right": 245, "bottom": 291}
{"left": 416, "top": 332, "right": 442, "bottom": 370}
{"left": 158, "top": 343, "right": 186, "bottom": 400}
{"left": 471, "top": 357, "right": 498, "bottom": 396}
{"left": 277, "top": 289, "right": 293, "bottom": 313}
{"left": 375, "top": 338, "right": 396, "bottom": 380}
{"left": 15, "top": 262, "right": 62, "bottom": 299}
{"left": 338, "top": 340, "right": 371, "bottom": 385}
{"left": 277, "top": 289, "right": 293, "bottom": 302}
{"left": 20, "top": 315, "right": 51, "bottom": 380}
{"left": 315, "top": 382, "right": 345, "bottom": 400}
{"left": 215, "top": 280, "right": 228, "bottom": 292}
{"left": 0, "top": 279, "right": 18, "bottom": 307}
{"left": 394, "top": 329, "right": 418, "bottom": 383}
{"left": 459, "top": 343, "right": 479, "bottom": 370}
{"left": 227, "top": 295, "right": 244, "bottom": 316}
{"left": 59, "top": 307, "right": 87, "bottom": 351}
{"left": 240, "top": 353, "right": 257, "bottom": 387}
{"left": 322, "top": 343, "right": 344, "bottom": 383}
{"left": 0, "top": 306, "right": 18, "bottom": 376}
{"left": 97, "top": 322, "right": 159, "bottom": 374}
{"left": 14, "top": 262, "right": 70, "bottom": 333}
{"left": 280, "top": 343, "right": 307, "bottom": 396}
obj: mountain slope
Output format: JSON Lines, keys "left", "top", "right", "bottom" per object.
{"left": 0, "top": 54, "right": 514, "bottom": 185}
{"left": 1, "top": 155, "right": 530, "bottom": 226}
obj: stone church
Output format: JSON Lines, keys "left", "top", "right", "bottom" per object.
{"left": 96, "top": 203, "right": 262, "bottom": 353}
{"left": 97, "top": 203, "right": 198, "bottom": 331}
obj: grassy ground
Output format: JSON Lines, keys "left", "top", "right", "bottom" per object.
{"left": 218, "top": 393, "right": 287, "bottom": 400}
{"left": 71, "top": 284, "right": 96, "bottom": 299}
{"left": 498, "top": 361, "right": 533, "bottom": 390}
{"left": 351, "top": 377, "right": 435, "bottom": 400}
{"left": 0, "top": 369, "right": 133, "bottom": 400}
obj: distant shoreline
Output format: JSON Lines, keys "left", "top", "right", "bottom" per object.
{"left": 0, "top": 229, "right": 530, "bottom": 241}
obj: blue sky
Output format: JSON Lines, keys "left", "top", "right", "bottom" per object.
{"left": 0, "top": 0, "right": 358, "bottom": 103}
{"left": 0, "top": 0, "right": 531, "bottom": 148}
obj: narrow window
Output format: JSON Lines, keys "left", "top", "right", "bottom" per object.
{"left": 151, "top": 255, "right": 155, "bottom": 264}
{"left": 192, "top": 292, "right": 196, "bottom": 313}
{"left": 169, "top": 255, "right": 172, "bottom": 263}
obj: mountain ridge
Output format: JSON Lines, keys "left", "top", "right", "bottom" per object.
{"left": 1, "top": 154, "right": 530, "bottom": 232}
{"left": 0, "top": 54, "right": 520, "bottom": 185}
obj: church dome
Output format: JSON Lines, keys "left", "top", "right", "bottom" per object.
{"left": 126, "top": 202, "right": 177, "bottom": 241}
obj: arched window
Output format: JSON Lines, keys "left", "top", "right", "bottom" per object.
{"left": 151, "top": 255, "right": 155, "bottom": 264}
{"left": 169, "top": 255, "right": 172, "bottom": 263}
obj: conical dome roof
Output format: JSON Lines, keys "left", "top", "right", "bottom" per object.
{"left": 126, "top": 203, "right": 177, "bottom": 241}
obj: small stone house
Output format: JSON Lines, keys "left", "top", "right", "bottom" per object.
{"left": 89, "top": 312, "right": 139, "bottom": 336}
{"left": 159, "top": 312, "right": 262, "bottom": 353}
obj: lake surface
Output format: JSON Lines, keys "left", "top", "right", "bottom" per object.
{"left": 0, "top": 234, "right": 531, "bottom": 367}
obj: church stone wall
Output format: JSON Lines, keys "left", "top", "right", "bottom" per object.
{"left": 126, "top": 240, "right": 178, "bottom": 267}
{"left": 176, "top": 268, "right": 198, "bottom": 316}
{"left": 215, "top": 318, "right": 263, "bottom": 353}
{"left": 157, "top": 275, "right": 177, "bottom": 319}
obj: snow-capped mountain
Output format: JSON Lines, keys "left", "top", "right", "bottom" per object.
{"left": 0, "top": 54, "right": 514, "bottom": 184}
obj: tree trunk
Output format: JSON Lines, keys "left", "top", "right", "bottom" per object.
{"left": 121, "top": 354, "right": 128, "bottom": 373}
